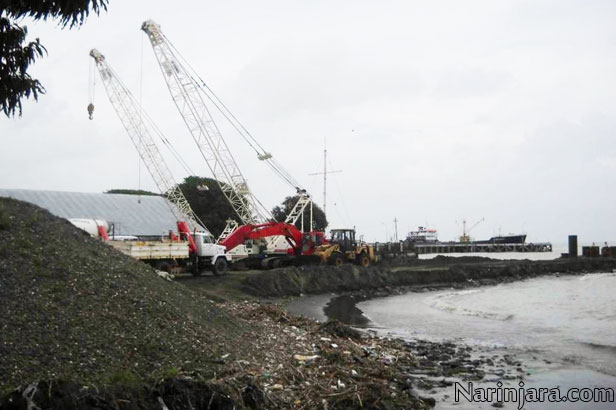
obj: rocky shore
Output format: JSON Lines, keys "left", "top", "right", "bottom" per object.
{"left": 0, "top": 198, "right": 458, "bottom": 409}
{"left": 1, "top": 197, "right": 612, "bottom": 409}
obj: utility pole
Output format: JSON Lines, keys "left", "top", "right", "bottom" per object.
{"left": 309, "top": 137, "right": 341, "bottom": 220}
{"left": 394, "top": 217, "right": 399, "bottom": 242}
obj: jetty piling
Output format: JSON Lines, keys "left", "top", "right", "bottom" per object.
{"left": 568, "top": 235, "right": 578, "bottom": 257}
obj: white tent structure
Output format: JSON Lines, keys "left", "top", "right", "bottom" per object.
{"left": 0, "top": 189, "right": 205, "bottom": 238}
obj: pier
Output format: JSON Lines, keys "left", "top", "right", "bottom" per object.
{"left": 413, "top": 242, "right": 552, "bottom": 254}
{"left": 373, "top": 241, "right": 553, "bottom": 257}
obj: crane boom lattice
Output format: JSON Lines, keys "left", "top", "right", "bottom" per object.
{"left": 89, "top": 48, "right": 206, "bottom": 233}
{"left": 141, "top": 20, "right": 265, "bottom": 226}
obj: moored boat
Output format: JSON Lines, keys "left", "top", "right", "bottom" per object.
{"left": 407, "top": 226, "right": 438, "bottom": 243}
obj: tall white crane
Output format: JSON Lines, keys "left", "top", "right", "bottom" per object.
{"left": 141, "top": 20, "right": 313, "bottom": 243}
{"left": 89, "top": 48, "right": 208, "bottom": 238}
{"left": 141, "top": 21, "right": 265, "bottom": 230}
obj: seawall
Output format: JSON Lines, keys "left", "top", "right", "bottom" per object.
{"left": 241, "top": 257, "right": 616, "bottom": 298}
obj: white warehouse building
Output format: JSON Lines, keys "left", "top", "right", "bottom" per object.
{"left": 0, "top": 189, "right": 202, "bottom": 238}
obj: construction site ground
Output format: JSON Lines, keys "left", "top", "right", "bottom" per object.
{"left": 2, "top": 197, "right": 616, "bottom": 409}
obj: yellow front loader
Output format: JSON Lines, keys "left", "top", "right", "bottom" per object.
{"left": 315, "top": 229, "right": 376, "bottom": 267}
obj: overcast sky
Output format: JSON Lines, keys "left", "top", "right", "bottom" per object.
{"left": 1, "top": 0, "right": 615, "bottom": 244}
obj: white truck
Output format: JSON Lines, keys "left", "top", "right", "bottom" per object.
{"left": 109, "top": 231, "right": 231, "bottom": 276}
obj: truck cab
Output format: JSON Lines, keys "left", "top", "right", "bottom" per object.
{"left": 193, "top": 232, "right": 232, "bottom": 275}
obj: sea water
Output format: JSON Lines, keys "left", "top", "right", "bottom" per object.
{"left": 356, "top": 273, "right": 616, "bottom": 409}
{"left": 357, "top": 273, "right": 616, "bottom": 378}
{"left": 287, "top": 271, "right": 616, "bottom": 408}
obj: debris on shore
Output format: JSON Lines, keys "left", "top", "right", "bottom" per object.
{"left": 0, "top": 198, "right": 439, "bottom": 408}
{"left": 0, "top": 198, "right": 535, "bottom": 408}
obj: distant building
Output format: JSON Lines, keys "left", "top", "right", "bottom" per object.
{"left": 0, "top": 189, "right": 204, "bottom": 237}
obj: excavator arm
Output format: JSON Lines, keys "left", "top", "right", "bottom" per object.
{"left": 220, "top": 222, "right": 304, "bottom": 254}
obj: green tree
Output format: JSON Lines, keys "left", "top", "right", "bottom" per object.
{"left": 178, "top": 176, "right": 236, "bottom": 237}
{"left": 1, "top": 1, "right": 108, "bottom": 117}
{"left": 272, "top": 195, "right": 328, "bottom": 232}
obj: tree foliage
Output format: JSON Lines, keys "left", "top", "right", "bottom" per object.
{"left": 0, "top": 18, "right": 45, "bottom": 117}
{"left": 1, "top": 1, "right": 108, "bottom": 28}
{"left": 178, "top": 176, "right": 236, "bottom": 237}
{"left": 0, "top": 1, "right": 108, "bottom": 117}
{"left": 272, "top": 195, "right": 328, "bottom": 232}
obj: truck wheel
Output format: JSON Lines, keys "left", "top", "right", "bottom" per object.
{"left": 357, "top": 252, "right": 370, "bottom": 267}
{"left": 191, "top": 265, "right": 202, "bottom": 277}
{"left": 158, "top": 261, "right": 171, "bottom": 273}
{"left": 329, "top": 252, "right": 344, "bottom": 267}
{"left": 191, "top": 256, "right": 201, "bottom": 276}
{"left": 212, "top": 258, "right": 228, "bottom": 276}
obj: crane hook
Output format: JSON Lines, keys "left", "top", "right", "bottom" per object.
{"left": 87, "top": 103, "right": 95, "bottom": 120}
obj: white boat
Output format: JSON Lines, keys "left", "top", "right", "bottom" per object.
{"left": 407, "top": 226, "right": 438, "bottom": 242}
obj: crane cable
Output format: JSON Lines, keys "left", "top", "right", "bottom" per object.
{"left": 88, "top": 58, "right": 95, "bottom": 119}
{"left": 137, "top": 36, "right": 144, "bottom": 202}
{"left": 162, "top": 33, "right": 304, "bottom": 192}
{"left": 96, "top": 58, "right": 207, "bottom": 229}
{"left": 103, "top": 60, "right": 197, "bottom": 177}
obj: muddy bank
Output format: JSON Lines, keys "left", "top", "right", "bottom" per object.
{"left": 241, "top": 257, "right": 616, "bottom": 298}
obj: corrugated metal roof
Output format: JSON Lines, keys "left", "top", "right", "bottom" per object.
{"left": 0, "top": 189, "right": 207, "bottom": 236}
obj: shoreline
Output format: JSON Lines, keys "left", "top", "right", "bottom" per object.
{"left": 286, "top": 290, "right": 535, "bottom": 409}
{"left": 285, "top": 271, "right": 616, "bottom": 409}
{"left": 285, "top": 268, "right": 610, "bottom": 327}
{"left": 240, "top": 256, "right": 616, "bottom": 299}
{"left": 4, "top": 197, "right": 615, "bottom": 409}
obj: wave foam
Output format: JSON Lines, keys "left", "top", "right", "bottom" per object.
{"left": 578, "top": 272, "right": 616, "bottom": 281}
{"left": 580, "top": 341, "right": 616, "bottom": 353}
{"left": 427, "top": 292, "right": 514, "bottom": 321}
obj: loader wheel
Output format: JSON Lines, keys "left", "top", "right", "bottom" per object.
{"left": 357, "top": 252, "right": 371, "bottom": 268}
{"left": 329, "top": 252, "right": 344, "bottom": 267}
{"left": 212, "top": 258, "right": 228, "bottom": 276}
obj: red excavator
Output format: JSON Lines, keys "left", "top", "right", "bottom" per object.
{"left": 220, "top": 222, "right": 327, "bottom": 268}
